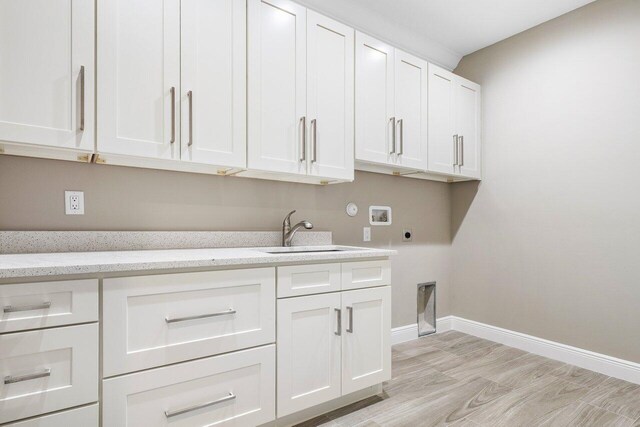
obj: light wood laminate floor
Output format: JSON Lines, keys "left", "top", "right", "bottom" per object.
{"left": 297, "top": 331, "right": 640, "bottom": 427}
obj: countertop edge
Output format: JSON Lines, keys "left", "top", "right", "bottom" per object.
{"left": 0, "top": 247, "right": 397, "bottom": 280}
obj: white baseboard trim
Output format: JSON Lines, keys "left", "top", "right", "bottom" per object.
{"left": 392, "top": 316, "right": 640, "bottom": 385}
{"left": 391, "top": 316, "right": 453, "bottom": 345}
{"left": 452, "top": 317, "right": 640, "bottom": 385}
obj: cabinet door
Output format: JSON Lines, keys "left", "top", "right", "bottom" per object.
{"left": 355, "top": 32, "right": 395, "bottom": 166}
{"left": 457, "top": 79, "right": 482, "bottom": 179}
{"left": 394, "top": 50, "right": 427, "bottom": 170}
{"left": 307, "top": 11, "right": 354, "bottom": 181}
{"left": 427, "top": 64, "right": 456, "bottom": 175}
{"left": 0, "top": 0, "right": 94, "bottom": 151}
{"left": 277, "top": 293, "right": 341, "bottom": 417}
{"left": 248, "top": 0, "right": 306, "bottom": 174}
{"left": 342, "top": 286, "right": 391, "bottom": 395}
{"left": 98, "top": 0, "right": 180, "bottom": 159}
{"left": 181, "top": 0, "right": 246, "bottom": 168}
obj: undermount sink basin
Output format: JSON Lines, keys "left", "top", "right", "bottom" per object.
{"left": 260, "top": 246, "right": 356, "bottom": 254}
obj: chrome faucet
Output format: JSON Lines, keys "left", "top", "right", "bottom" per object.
{"left": 282, "top": 210, "right": 313, "bottom": 247}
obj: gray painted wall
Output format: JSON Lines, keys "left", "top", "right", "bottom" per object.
{"left": 452, "top": 0, "right": 640, "bottom": 362}
{"left": 0, "top": 155, "right": 452, "bottom": 327}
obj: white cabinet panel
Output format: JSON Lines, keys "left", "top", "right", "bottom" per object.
{"left": 98, "top": 0, "right": 180, "bottom": 159}
{"left": 342, "top": 286, "right": 391, "bottom": 395}
{"left": 0, "top": 279, "right": 98, "bottom": 333}
{"left": 428, "top": 64, "right": 457, "bottom": 175}
{"left": 103, "top": 268, "right": 275, "bottom": 376}
{"left": 103, "top": 345, "right": 276, "bottom": 427}
{"left": 0, "top": 0, "right": 94, "bottom": 151}
{"left": 355, "top": 32, "right": 395, "bottom": 166}
{"left": 0, "top": 324, "right": 98, "bottom": 424}
{"left": 248, "top": 0, "right": 307, "bottom": 174}
{"left": 394, "top": 50, "right": 427, "bottom": 170}
{"left": 5, "top": 404, "right": 98, "bottom": 427}
{"left": 181, "top": 0, "right": 246, "bottom": 168}
{"left": 341, "top": 260, "right": 391, "bottom": 291}
{"left": 457, "top": 79, "right": 482, "bottom": 179}
{"left": 277, "top": 294, "right": 341, "bottom": 417}
{"left": 307, "top": 11, "right": 354, "bottom": 181}
{"left": 277, "top": 263, "right": 341, "bottom": 297}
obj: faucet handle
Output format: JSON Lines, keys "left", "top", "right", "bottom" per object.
{"left": 283, "top": 210, "right": 296, "bottom": 226}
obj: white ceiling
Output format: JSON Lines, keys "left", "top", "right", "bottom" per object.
{"left": 295, "top": 0, "right": 597, "bottom": 69}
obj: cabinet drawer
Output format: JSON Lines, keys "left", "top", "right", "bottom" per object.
{"left": 277, "top": 263, "right": 341, "bottom": 297}
{"left": 103, "top": 268, "right": 275, "bottom": 376}
{"left": 341, "top": 260, "right": 391, "bottom": 290}
{"left": 103, "top": 345, "right": 276, "bottom": 427}
{"left": 0, "top": 324, "right": 98, "bottom": 424}
{"left": 0, "top": 279, "right": 98, "bottom": 333}
{"left": 5, "top": 404, "right": 98, "bottom": 427}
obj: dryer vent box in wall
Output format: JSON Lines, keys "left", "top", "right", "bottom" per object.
{"left": 417, "top": 282, "right": 436, "bottom": 336}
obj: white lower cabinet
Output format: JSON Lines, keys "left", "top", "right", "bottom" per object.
{"left": 0, "top": 324, "right": 98, "bottom": 424}
{"left": 277, "top": 293, "right": 342, "bottom": 417}
{"left": 103, "top": 345, "right": 276, "bottom": 427}
{"left": 277, "top": 285, "right": 391, "bottom": 416}
{"left": 342, "top": 286, "right": 392, "bottom": 395}
{"left": 5, "top": 404, "right": 98, "bottom": 427}
{"left": 102, "top": 268, "right": 275, "bottom": 377}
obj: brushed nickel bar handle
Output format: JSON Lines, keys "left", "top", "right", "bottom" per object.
{"left": 346, "top": 306, "right": 353, "bottom": 333}
{"left": 3, "top": 301, "right": 51, "bottom": 313}
{"left": 187, "top": 90, "right": 193, "bottom": 147}
{"left": 311, "top": 119, "right": 317, "bottom": 163}
{"left": 165, "top": 392, "right": 236, "bottom": 418}
{"left": 165, "top": 308, "right": 236, "bottom": 324}
{"left": 397, "top": 119, "right": 404, "bottom": 155}
{"left": 335, "top": 308, "right": 341, "bottom": 336}
{"left": 4, "top": 368, "right": 51, "bottom": 385}
{"left": 300, "top": 116, "right": 306, "bottom": 162}
{"left": 453, "top": 134, "right": 459, "bottom": 166}
{"left": 79, "top": 66, "right": 85, "bottom": 131}
{"left": 459, "top": 135, "right": 464, "bottom": 167}
{"left": 389, "top": 117, "right": 396, "bottom": 154}
{"left": 170, "top": 87, "right": 176, "bottom": 144}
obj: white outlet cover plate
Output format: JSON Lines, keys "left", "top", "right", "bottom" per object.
{"left": 363, "top": 227, "right": 371, "bottom": 242}
{"left": 65, "top": 191, "right": 85, "bottom": 215}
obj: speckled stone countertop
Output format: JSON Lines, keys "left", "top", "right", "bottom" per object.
{"left": 0, "top": 231, "right": 332, "bottom": 254}
{"left": 0, "top": 246, "right": 396, "bottom": 280}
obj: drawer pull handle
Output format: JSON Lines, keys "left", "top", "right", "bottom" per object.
{"left": 346, "top": 306, "right": 354, "bottom": 333}
{"left": 3, "top": 301, "right": 51, "bottom": 313}
{"left": 335, "top": 308, "right": 341, "bottom": 336}
{"left": 165, "top": 392, "right": 236, "bottom": 418}
{"left": 165, "top": 308, "right": 236, "bottom": 324}
{"left": 4, "top": 368, "right": 51, "bottom": 384}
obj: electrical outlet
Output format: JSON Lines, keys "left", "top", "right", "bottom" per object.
{"left": 403, "top": 229, "right": 413, "bottom": 242}
{"left": 65, "top": 191, "right": 85, "bottom": 215}
{"left": 363, "top": 227, "right": 371, "bottom": 242}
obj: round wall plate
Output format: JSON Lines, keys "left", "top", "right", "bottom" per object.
{"left": 346, "top": 202, "right": 358, "bottom": 217}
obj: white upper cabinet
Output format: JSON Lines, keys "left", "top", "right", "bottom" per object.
{"left": 248, "top": 0, "right": 354, "bottom": 182}
{"left": 248, "top": 0, "right": 307, "bottom": 175}
{"left": 98, "top": 0, "right": 180, "bottom": 160}
{"left": 181, "top": 0, "right": 246, "bottom": 168}
{"left": 0, "top": 0, "right": 94, "bottom": 151}
{"left": 428, "top": 64, "right": 482, "bottom": 179}
{"left": 307, "top": 11, "right": 355, "bottom": 181}
{"left": 355, "top": 33, "right": 395, "bottom": 166}
{"left": 356, "top": 33, "right": 427, "bottom": 170}
{"left": 394, "top": 51, "right": 428, "bottom": 170}
{"left": 428, "top": 65, "right": 457, "bottom": 175}
{"left": 457, "top": 78, "right": 482, "bottom": 179}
